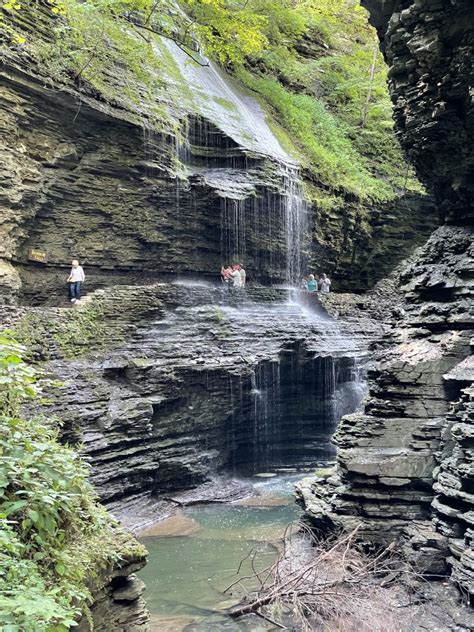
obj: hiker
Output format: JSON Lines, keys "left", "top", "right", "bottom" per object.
{"left": 301, "top": 277, "right": 308, "bottom": 289}
{"left": 306, "top": 274, "right": 317, "bottom": 292}
{"left": 228, "top": 263, "right": 242, "bottom": 289}
{"left": 67, "top": 259, "right": 85, "bottom": 302}
{"left": 221, "top": 265, "right": 233, "bottom": 290}
{"left": 221, "top": 265, "right": 231, "bottom": 283}
{"left": 319, "top": 273, "right": 331, "bottom": 293}
{"left": 239, "top": 263, "right": 246, "bottom": 288}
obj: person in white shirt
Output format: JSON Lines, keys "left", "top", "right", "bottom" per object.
{"left": 67, "top": 259, "right": 85, "bottom": 302}
{"left": 319, "top": 273, "right": 331, "bottom": 293}
{"left": 239, "top": 263, "right": 246, "bottom": 288}
{"left": 229, "top": 264, "right": 242, "bottom": 288}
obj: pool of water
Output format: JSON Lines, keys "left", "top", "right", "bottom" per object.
{"left": 139, "top": 475, "right": 303, "bottom": 631}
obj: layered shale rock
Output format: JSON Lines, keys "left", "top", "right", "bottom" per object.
{"left": 0, "top": 3, "right": 437, "bottom": 303}
{"left": 434, "top": 361, "right": 474, "bottom": 594}
{"left": 77, "top": 548, "right": 149, "bottom": 632}
{"left": 299, "top": 0, "right": 474, "bottom": 600}
{"left": 298, "top": 224, "right": 473, "bottom": 579}
{"left": 14, "top": 284, "right": 375, "bottom": 531}
{"left": 362, "top": 0, "right": 474, "bottom": 222}
{"left": 0, "top": 64, "right": 308, "bottom": 302}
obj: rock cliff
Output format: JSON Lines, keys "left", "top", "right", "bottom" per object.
{"left": 362, "top": 0, "right": 474, "bottom": 222}
{"left": 12, "top": 284, "right": 374, "bottom": 531}
{"left": 0, "top": 1, "right": 437, "bottom": 303}
{"left": 299, "top": 0, "right": 474, "bottom": 602}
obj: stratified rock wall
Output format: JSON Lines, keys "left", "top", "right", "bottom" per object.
{"left": 16, "top": 284, "right": 373, "bottom": 530}
{"left": 1, "top": 64, "right": 309, "bottom": 301}
{"left": 299, "top": 0, "right": 474, "bottom": 598}
{"left": 362, "top": 0, "right": 474, "bottom": 222}
{"left": 77, "top": 545, "right": 149, "bottom": 631}
{"left": 0, "top": 3, "right": 437, "bottom": 302}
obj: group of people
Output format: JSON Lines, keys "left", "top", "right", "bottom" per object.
{"left": 303, "top": 273, "right": 331, "bottom": 293}
{"left": 221, "top": 263, "right": 246, "bottom": 289}
{"left": 66, "top": 259, "right": 330, "bottom": 301}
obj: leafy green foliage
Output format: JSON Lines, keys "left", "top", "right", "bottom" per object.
{"left": 0, "top": 333, "right": 145, "bottom": 630}
{"left": 236, "top": 68, "right": 394, "bottom": 201}
{"left": 25, "top": 0, "right": 419, "bottom": 201}
{"left": 4, "top": 0, "right": 422, "bottom": 211}
{"left": 0, "top": 335, "right": 38, "bottom": 416}
{"left": 230, "top": 0, "right": 422, "bottom": 203}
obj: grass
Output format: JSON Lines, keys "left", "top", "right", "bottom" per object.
{"left": 237, "top": 69, "right": 394, "bottom": 202}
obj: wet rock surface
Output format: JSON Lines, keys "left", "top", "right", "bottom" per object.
{"left": 10, "top": 284, "right": 376, "bottom": 533}
{"left": 0, "top": 12, "right": 436, "bottom": 303}
{"left": 299, "top": 0, "right": 474, "bottom": 601}
{"left": 298, "top": 224, "right": 473, "bottom": 597}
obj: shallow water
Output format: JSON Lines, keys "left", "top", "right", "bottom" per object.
{"left": 139, "top": 476, "right": 302, "bottom": 630}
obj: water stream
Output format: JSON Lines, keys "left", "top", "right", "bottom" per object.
{"left": 139, "top": 475, "right": 303, "bottom": 631}
{"left": 143, "top": 36, "right": 311, "bottom": 285}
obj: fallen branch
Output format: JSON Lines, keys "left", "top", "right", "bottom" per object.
{"left": 226, "top": 522, "right": 414, "bottom": 631}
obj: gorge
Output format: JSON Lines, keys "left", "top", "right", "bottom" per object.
{"left": 0, "top": 0, "right": 473, "bottom": 630}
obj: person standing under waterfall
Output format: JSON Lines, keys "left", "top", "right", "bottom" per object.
{"left": 319, "top": 273, "right": 331, "bottom": 293}
{"left": 229, "top": 264, "right": 242, "bottom": 289}
{"left": 221, "top": 265, "right": 233, "bottom": 291}
{"left": 239, "top": 263, "right": 246, "bottom": 288}
{"left": 306, "top": 274, "right": 317, "bottom": 292}
{"left": 67, "top": 259, "right": 85, "bottom": 302}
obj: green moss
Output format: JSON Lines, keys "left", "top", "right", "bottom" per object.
{"left": 14, "top": 301, "right": 112, "bottom": 360}
{"left": 213, "top": 307, "right": 227, "bottom": 323}
{"left": 212, "top": 96, "right": 238, "bottom": 111}
{"left": 230, "top": 1, "right": 424, "bottom": 204}
{"left": 265, "top": 116, "right": 300, "bottom": 161}
{"left": 236, "top": 68, "right": 396, "bottom": 203}
{"left": 314, "top": 467, "right": 333, "bottom": 479}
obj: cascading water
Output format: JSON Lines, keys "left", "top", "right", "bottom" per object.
{"left": 249, "top": 359, "right": 282, "bottom": 471}
{"left": 220, "top": 197, "right": 247, "bottom": 265}
{"left": 282, "top": 166, "right": 308, "bottom": 285}
{"left": 136, "top": 39, "right": 371, "bottom": 631}
{"left": 172, "top": 113, "right": 309, "bottom": 282}
{"left": 234, "top": 342, "right": 367, "bottom": 474}
{"left": 145, "top": 36, "right": 312, "bottom": 283}
{"left": 142, "top": 37, "right": 363, "bottom": 480}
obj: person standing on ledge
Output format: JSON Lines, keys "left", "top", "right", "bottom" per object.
{"left": 229, "top": 263, "right": 242, "bottom": 289}
{"left": 319, "top": 273, "right": 331, "bottom": 293}
{"left": 67, "top": 259, "right": 85, "bottom": 302}
{"left": 306, "top": 274, "right": 317, "bottom": 292}
{"left": 239, "top": 263, "right": 246, "bottom": 288}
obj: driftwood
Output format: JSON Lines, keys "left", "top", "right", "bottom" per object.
{"left": 228, "top": 525, "right": 363, "bottom": 618}
{"left": 225, "top": 521, "right": 411, "bottom": 631}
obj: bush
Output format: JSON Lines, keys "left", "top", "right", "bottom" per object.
{"left": 0, "top": 333, "right": 142, "bottom": 630}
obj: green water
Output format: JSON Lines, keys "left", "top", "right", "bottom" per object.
{"left": 139, "top": 477, "right": 302, "bottom": 631}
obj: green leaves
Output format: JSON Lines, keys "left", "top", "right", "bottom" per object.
{"left": 2, "top": 500, "right": 28, "bottom": 516}
{"left": 0, "top": 333, "right": 132, "bottom": 630}
{"left": 0, "top": 333, "right": 38, "bottom": 417}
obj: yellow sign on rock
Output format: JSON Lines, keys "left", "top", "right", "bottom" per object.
{"left": 28, "top": 248, "right": 48, "bottom": 263}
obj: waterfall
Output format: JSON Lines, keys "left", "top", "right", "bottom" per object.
{"left": 220, "top": 197, "right": 247, "bottom": 265}
{"left": 282, "top": 166, "right": 308, "bottom": 284}
{"left": 165, "top": 114, "right": 309, "bottom": 282}
{"left": 235, "top": 349, "right": 366, "bottom": 474}
{"left": 250, "top": 359, "right": 282, "bottom": 471}
{"left": 145, "top": 37, "right": 311, "bottom": 283}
